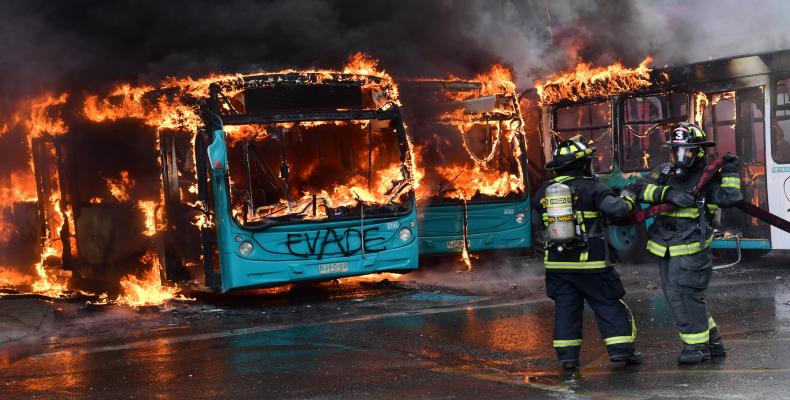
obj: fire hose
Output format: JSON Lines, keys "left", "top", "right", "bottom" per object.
{"left": 610, "top": 154, "right": 790, "bottom": 268}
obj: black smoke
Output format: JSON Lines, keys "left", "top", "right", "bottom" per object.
{"left": 3, "top": 0, "right": 790, "bottom": 110}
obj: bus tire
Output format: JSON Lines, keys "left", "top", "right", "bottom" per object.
{"left": 608, "top": 223, "right": 647, "bottom": 263}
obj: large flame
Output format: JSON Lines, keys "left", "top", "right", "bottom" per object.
{"left": 410, "top": 65, "right": 526, "bottom": 202}
{"left": 535, "top": 57, "right": 655, "bottom": 105}
{"left": 0, "top": 93, "right": 73, "bottom": 296}
{"left": 115, "top": 251, "right": 179, "bottom": 307}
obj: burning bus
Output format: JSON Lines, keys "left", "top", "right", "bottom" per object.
{"left": 192, "top": 71, "right": 419, "bottom": 291}
{"left": 400, "top": 67, "right": 532, "bottom": 265}
{"left": 0, "top": 54, "right": 418, "bottom": 297}
{"left": 534, "top": 50, "right": 790, "bottom": 258}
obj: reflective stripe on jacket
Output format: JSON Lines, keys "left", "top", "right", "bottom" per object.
{"left": 638, "top": 162, "right": 743, "bottom": 257}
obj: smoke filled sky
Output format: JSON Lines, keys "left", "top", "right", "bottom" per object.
{"left": 1, "top": 0, "right": 790, "bottom": 109}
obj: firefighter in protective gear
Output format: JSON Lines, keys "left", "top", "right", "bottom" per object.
{"left": 533, "top": 138, "right": 642, "bottom": 370}
{"left": 626, "top": 122, "right": 742, "bottom": 364}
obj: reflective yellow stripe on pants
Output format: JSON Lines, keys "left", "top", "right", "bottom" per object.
{"left": 544, "top": 261, "right": 607, "bottom": 270}
{"left": 603, "top": 299, "right": 637, "bottom": 346}
{"left": 679, "top": 330, "right": 710, "bottom": 345}
{"left": 646, "top": 235, "right": 713, "bottom": 257}
{"left": 553, "top": 339, "right": 582, "bottom": 347}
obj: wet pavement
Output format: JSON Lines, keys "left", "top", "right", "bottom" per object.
{"left": 2, "top": 253, "right": 790, "bottom": 399}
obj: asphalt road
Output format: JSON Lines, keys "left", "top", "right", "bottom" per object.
{"left": 2, "top": 253, "right": 790, "bottom": 399}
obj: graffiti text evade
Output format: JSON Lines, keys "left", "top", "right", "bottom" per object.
{"left": 286, "top": 227, "right": 387, "bottom": 259}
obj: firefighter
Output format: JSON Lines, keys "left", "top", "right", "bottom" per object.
{"left": 626, "top": 122, "right": 742, "bottom": 364}
{"left": 533, "top": 137, "right": 642, "bottom": 370}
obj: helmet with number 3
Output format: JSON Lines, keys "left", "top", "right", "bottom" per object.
{"left": 666, "top": 122, "right": 714, "bottom": 170}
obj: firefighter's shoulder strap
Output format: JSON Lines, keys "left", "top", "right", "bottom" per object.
{"left": 611, "top": 156, "right": 728, "bottom": 225}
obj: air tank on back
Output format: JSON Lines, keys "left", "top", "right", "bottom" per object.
{"left": 545, "top": 182, "right": 576, "bottom": 244}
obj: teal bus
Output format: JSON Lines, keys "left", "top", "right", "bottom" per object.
{"left": 191, "top": 72, "right": 419, "bottom": 291}
{"left": 536, "top": 50, "right": 790, "bottom": 259}
{"left": 400, "top": 79, "right": 531, "bottom": 260}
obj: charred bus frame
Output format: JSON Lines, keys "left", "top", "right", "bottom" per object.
{"left": 401, "top": 80, "right": 532, "bottom": 257}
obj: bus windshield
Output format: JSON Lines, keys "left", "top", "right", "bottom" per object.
{"left": 553, "top": 101, "right": 613, "bottom": 172}
{"left": 226, "top": 119, "right": 410, "bottom": 226}
{"left": 621, "top": 92, "right": 687, "bottom": 171}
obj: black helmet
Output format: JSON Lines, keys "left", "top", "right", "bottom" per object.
{"left": 666, "top": 122, "right": 714, "bottom": 171}
{"left": 666, "top": 122, "right": 715, "bottom": 148}
{"left": 546, "top": 137, "right": 595, "bottom": 171}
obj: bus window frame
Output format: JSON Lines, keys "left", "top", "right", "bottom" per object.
{"left": 550, "top": 99, "right": 615, "bottom": 173}
{"left": 771, "top": 75, "right": 790, "bottom": 164}
{"left": 619, "top": 91, "right": 689, "bottom": 173}
{"left": 215, "top": 109, "right": 417, "bottom": 231}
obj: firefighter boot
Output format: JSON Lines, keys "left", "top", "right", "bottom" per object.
{"left": 561, "top": 359, "right": 580, "bottom": 371}
{"left": 678, "top": 343, "right": 710, "bottom": 364}
{"left": 609, "top": 349, "right": 643, "bottom": 365}
{"left": 709, "top": 327, "right": 726, "bottom": 357}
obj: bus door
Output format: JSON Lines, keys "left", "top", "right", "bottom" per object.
{"left": 702, "top": 87, "right": 769, "bottom": 244}
{"left": 767, "top": 78, "right": 790, "bottom": 249}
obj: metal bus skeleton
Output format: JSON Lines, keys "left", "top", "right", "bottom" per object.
{"left": 535, "top": 50, "right": 790, "bottom": 258}
{"left": 400, "top": 79, "right": 531, "bottom": 260}
{"left": 182, "top": 72, "right": 419, "bottom": 292}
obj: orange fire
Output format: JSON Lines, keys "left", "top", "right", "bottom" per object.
{"left": 337, "top": 272, "right": 403, "bottom": 284}
{"left": 535, "top": 57, "right": 656, "bottom": 105}
{"left": 136, "top": 200, "right": 159, "bottom": 236}
{"left": 115, "top": 250, "right": 180, "bottom": 307}
{"left": 0, "top": 93, "right": 74, "bottom": 296}
{"left": 411, "top": 65, "right": 526, "bottom": 202}
{"left": 31, "top": 245, "right": 70, "bottom": 297}
{"left": 105, "top": 170, "right": 134, "bottom": 201}
{"left": 0, "top": 267, "right": 33, "bottom": 288}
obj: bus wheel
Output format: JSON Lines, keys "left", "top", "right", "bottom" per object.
{"left": 608, "top": 224, "right": 647, "bottom": 263}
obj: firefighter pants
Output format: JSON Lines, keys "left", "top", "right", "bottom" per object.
{"left": 546, "top": 270, "right": 637, "bottom": 361}
{"left": 658, "top": 251, "right": 720, "bottom": 345}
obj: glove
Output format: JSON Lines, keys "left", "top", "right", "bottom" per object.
{"left": 624, "top": 182, "right": 645, "bottom": 194}
{"left": 721, "top": 153, "right": 739, "bottom": 174}
{"left": 664, "top": 188, "right": 696, "bottom": 207}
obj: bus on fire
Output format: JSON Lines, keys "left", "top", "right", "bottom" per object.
{"left": 400, "top": 73, "right": 532, "bottom": 262}
{"left": 163, "top": 72, "right": 420, "bottom": 292}
{"left": 535, "top": 49, "right": 790, "bottom": 258}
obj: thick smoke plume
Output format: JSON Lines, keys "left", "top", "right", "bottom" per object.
{"left": 2, "top": 0, "right": 790, "bottom": 111}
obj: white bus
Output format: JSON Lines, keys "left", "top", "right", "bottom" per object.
{"left": 536, "top": 50, "right": 790, "bottom": 259}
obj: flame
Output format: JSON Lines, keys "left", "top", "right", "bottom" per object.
{"left": 477, "top": 65, "right": 517, "bottom": 97}
{"left": 536, "top": 57, "right": 655, "bottom": 105}
{"left": 137, "top": 200, "right": 159, "bottom": 236}
{"left": 105, "top": 170, "right": 134, "bottom": 201}
{"left": 31, "top": 245, "right": 70, "bottom": 297}
{"left": 0, "top": 93, "right": 73, "bottom": 296}
{"left": 337, "top": 272, "right": 403, "bottom": 284}
{"left": 0, "top": 267, "right": 33, "bottom": 288}
{"left": 115, "top": 251, "right": 179, "bottom": 307}
{"left": 409, "top": 66, "right": 526, "bottom": 203}
{"left": 693, "top": 92, "right": 709, "bottom": 125}
{"left": 641, "top": 150, "right": 650, "bottom": 169}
